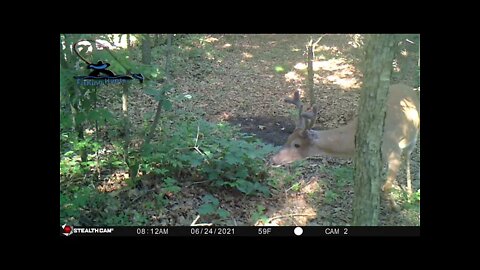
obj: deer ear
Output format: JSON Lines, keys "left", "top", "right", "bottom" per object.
{"left": 300, "top": 129, "right": 309, "bottom": 138}
{"left": 301, "top": 129, "right": 317, "bottom": 140}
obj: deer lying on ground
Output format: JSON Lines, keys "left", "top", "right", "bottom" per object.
{"left": 271, "top": 84, "right": 420, "bottom": 210}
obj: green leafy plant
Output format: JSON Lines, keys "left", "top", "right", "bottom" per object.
{"left": 412, "top": 189, "right": 420, "bottom": 202}
{"left": 198, "top": 194, "right": 230, "bottom": 219}
{"left": 60, "top": 186, "right": 106, "bottom": 225}
{"left": 142, "top": 117, "right": 276, "bottom": 195}
{"left": 332, "top": 166, "right": 354, "bottom": 188}
{"left": 290, "top": 182, "right": 302, "bottom": 192}
{"left": 161, "top": 177, "right": 181, "bottom": 194}
{"left": 402, "top": 189, "right": 420, "bottom": 210}
{"left": 251, "top": 205, "right": 269, "bottom": 224}
{"left": 324, "top": 190, "right": 339, "bottom": 204}
{"left": 103, "top": 211, "right": 132, "bottom": 226}
{"left": 60, "top": 135, "right": 104, "bottom": 180}
{"left": 132, "top": 211, "right": 149, "bottom": 224}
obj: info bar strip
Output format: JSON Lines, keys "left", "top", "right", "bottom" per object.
{"left": 60, "top": 226, "right": 419, "bottom": 237}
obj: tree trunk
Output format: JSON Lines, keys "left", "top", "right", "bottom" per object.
{"left": 154, "top": 34, "right": 165, "bottom": 47}
{"left": 352, "top": 34, "right": 398, "bottom": 226}
{"left": 122, "top": 83, "right": 131, "bottom": 172}
{"left": 144, "top": 34, "right": 173, "bottom": 146}
{"left": 141, "top": 34, "right": 152, "bottom": 64}
{"left": 306, "top": 39, "right": 315, "bottom": 106}
{"left": 61, "top": 34, "right": 87, "bottom": 162}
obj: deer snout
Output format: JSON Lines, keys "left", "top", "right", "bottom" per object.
{"left": 270, "top": 148, "right": 301, "bottom": 166}
{"left": 270, "top": 153, "right": 284, "bottom": 166}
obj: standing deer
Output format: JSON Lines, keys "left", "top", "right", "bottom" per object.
{"left": 271, "top": 84, "right": 420, "bottom": 210}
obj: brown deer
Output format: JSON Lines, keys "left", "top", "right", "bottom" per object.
{"left": 271, "top": 84, "right": 420, "bottom": 210}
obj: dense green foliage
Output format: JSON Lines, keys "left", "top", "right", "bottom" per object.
{"left": 141, "top": 118, "right": 276, "bottom": 195}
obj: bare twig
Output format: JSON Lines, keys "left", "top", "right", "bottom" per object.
{"left": 191, "top": 215, "right": 213, "bottom": 226}
{"left": 191, "top": 215, "right": 200, "bottom": 226}
{"left": 194, "top": 147, "right": 204, "bottom": 156}
{"left": 131, "top": 189, "right": 154, "bottom": 203}
{"left": 304, "top": 178, "right": 315, "bottom": 187}
{"left": 186, "top": 180, "right": 210, "bottom": 187}
{"left": 284, "top": 177, "right": 315, "bottom": 193}
{"left": 192, "top": 126, "right": 211, "bottom": 165}
{"left": 194, "top": 125, "right": 200, "bottom": 147}
{"left": 285, "top": 182, "right": 301, "bottom": 193}
{"left": 194, "top": 146, "right": 210, "bottom": 165}
{"left": 406, "top": 38, "right": 415, "bottom": 44}
{"left": 313, "top": 34, "right": 327, "bottom": 46}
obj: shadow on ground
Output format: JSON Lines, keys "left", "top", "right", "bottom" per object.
{"left": 227, "top": 116, "right": 296, "bottom": 146}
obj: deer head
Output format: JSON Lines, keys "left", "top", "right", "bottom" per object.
{"left": 271, "top": 90, "right": 343, "bottom": 166}
{"left": 270, "top": 84, "right": 420, "bottom": 207}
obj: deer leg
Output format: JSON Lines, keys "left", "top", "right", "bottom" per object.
{"left": 404, "top": 142, "right": 416, "bottom": 196}
{"left": 383, "top": 151, "right": 401, "bottom": 192}
{"left": 405, "top": 152, "right": 412, "bottom": 196}
{"left": 382, "top": 150, "right": 402, "bottom": 211}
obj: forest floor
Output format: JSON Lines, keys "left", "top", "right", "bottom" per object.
{"left": 94, "top": 34, "right": 420, "bottom": 226}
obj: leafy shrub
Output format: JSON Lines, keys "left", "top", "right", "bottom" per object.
{"left": 60, "top": 186, "right": 106, "bottom": 225}
{"left": 198, "top": 194, "right": 230, "bottom": 218}
{"left": 251, "top": 205, "right": 269, "bottom": 224}
{"left": 60, "top": 134, "right": 102, "bottom": 179}
{"left": 412, "top": 189, "right": 420, "bottom": 202}
{"left": 142, "top": 118, "right": 277, "bottom": 195}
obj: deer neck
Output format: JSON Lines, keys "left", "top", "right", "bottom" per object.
{"left": 311, "top": 119, "right": 357, "bottom": 158}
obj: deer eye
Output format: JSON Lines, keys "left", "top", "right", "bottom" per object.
{"left": 294, "top": 143, "right": 300, "bottom": 148}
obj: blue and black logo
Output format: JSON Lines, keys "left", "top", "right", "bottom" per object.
{"left": 73, "top": 40, "right": 144, "bottom": 86}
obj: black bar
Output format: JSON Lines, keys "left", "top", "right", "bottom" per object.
{"left": 60, "top": 226, "right": 419, "bottom": 237}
